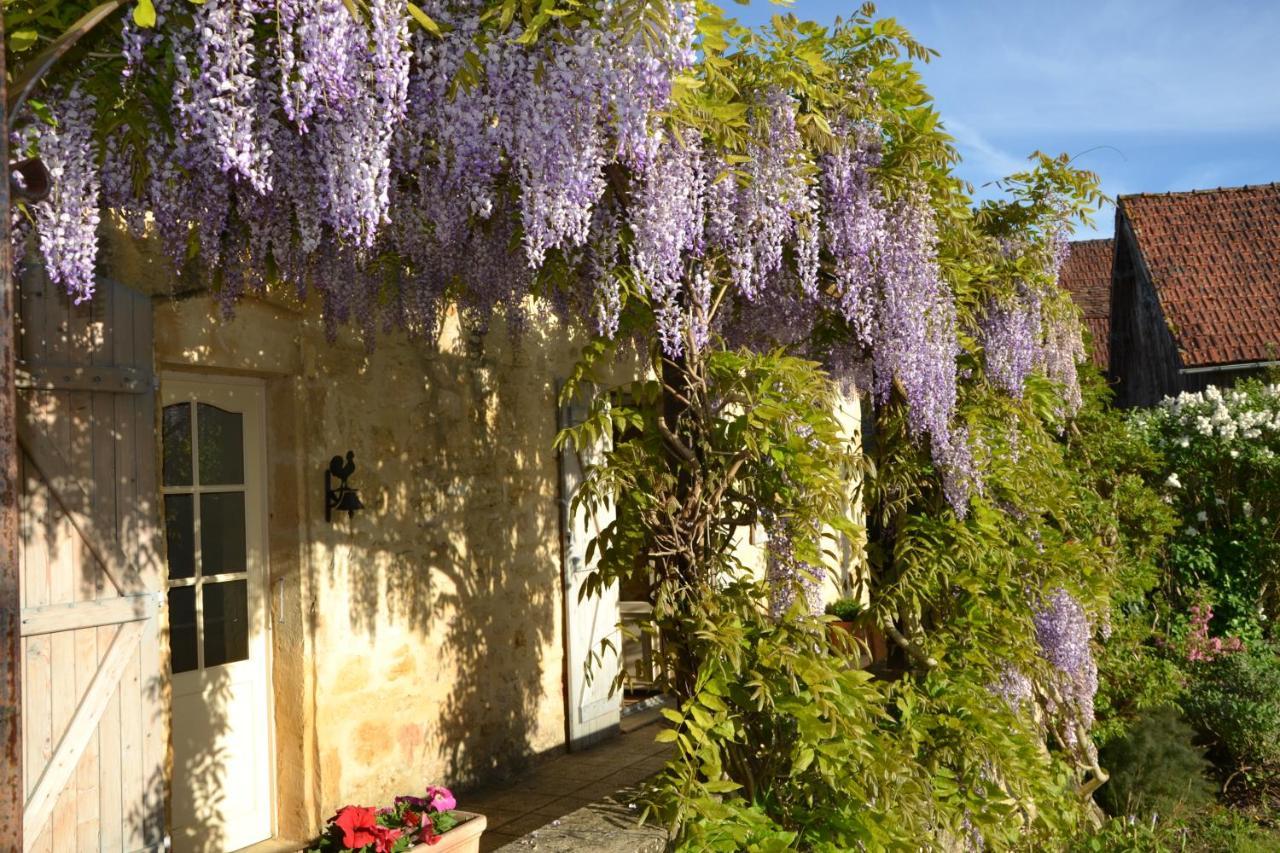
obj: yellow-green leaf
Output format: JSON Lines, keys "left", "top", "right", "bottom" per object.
{"left": 9, "top": 29, "right": 39, "bottom": 51}
{"left": 132, "top": 0, "right": 157, "bottom": 27}
{"left": 407, "top": 2, "right": 442, "bottom": 35}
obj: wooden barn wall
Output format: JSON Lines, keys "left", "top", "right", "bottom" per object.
{"left": 1109, "top": 216, "right": 1185, "bottom": 407}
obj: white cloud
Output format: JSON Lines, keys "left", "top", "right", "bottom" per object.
{"left": 941, "top": 117, "right": 1026, "bottom": 181}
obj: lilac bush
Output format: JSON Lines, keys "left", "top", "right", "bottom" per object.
{"left": 1133, "top": 381, "right": 1280, "bottom": 629}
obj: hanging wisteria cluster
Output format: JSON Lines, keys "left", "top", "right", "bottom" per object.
{"left": 13, "top": 0, "right": 1091, "bottom": 520}
{"left": 764, "top": 519, "right": 826, "bottom": 619}
{"left": 35, "top": 0, "right": 700, "bottom": 332}
{"left": 26, "top": 86, "right": 101, "bottom": 304}
{"left": 1032, "top": 587, "right": 1098, "bottom": 751}
{"left": 979, "top": 229, "right": 1085, "bottom": 413}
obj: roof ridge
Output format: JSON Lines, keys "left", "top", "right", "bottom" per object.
{"left": 1119, "top": 182, "right": 1280, "bottom": 202}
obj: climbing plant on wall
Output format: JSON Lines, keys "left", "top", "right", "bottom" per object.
{"left": 7, "top": 0, "right": 1127, "bottom": 846}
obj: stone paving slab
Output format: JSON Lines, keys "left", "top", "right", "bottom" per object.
{"left": 492, "top": 797, "right": 667, "bottom": 852}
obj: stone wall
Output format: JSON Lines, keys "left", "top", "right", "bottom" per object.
{"left": 152, "top": 290, "right": 588, "bottom": 841}
{"left": 106, "top": 221, "right": 863, "bottom": 844}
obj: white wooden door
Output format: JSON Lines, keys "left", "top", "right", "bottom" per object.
{"left": 160, "top": 376, "right": 272, "bottom": 853}
{"left": 557, "top": 391, "right": 621, "bottom": 749}
{"left": 17, "top": 275, "right": 167, "bottom": 853}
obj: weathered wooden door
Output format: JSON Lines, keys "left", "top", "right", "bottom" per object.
{"left": 557, "top": 389, "right": 621, "bottom": 749}
{"left": 16, "top": 274, "right": 167, "bottom": 853}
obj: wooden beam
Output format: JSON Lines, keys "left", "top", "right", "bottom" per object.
{"left": 15, "top": 418, "right": 146, "bottom": 595}
{"left": 20, "top": 593, "right": 160, "bottom": 637}
{"left": 16, "top": 363, "right": 151, "bottom": 394}
{"left": 0, "top": 15, "right": 22, "bottom": 847}
{"left": 22, "top": 619, "right": 145, "bottom": 851}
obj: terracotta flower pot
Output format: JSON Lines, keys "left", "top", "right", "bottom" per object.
{"left": 827, "top": 621, "right": 888, "bottom": 668}
{"left": 404, "top": 812, "right": 487, "bottom": 853}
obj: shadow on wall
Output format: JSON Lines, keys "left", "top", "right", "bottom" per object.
{"left": 16, "top": 256, "right": 605, "bottom": 850}
{"left": 296, "top": 307, "right": 590, "bottom": 796}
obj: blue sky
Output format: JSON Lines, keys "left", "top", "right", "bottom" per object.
{"left": 733, "top": 1, "right": 1280, "bottom": 238}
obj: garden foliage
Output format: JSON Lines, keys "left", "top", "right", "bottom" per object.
{"left": 1131, "top": 380, "right": 1280, "bottom": 632}
{"left": 1094, "top": 707, "right": 1215, "bottom": 819}
{"left": 1182, "top": 641, "right": 1280, "bottom": 795}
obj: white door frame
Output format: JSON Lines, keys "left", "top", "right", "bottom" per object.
{"left": 161, "top": 372, "right": 276, "bottom": 851}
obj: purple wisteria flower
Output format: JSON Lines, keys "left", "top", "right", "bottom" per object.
{"left": 981, "top": 287, "right": 1042, "bottom": 397}
{"left": 765, "top": 520, "right": 826, "bottom": 619}
{"left": 1033, "top": 587, "right": 1098, "bottom": 742}
{"left": 30, "top": 86, "right": 101, "bottom": 303}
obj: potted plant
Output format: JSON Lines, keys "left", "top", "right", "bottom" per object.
{"left": 824, "top": 598, "right": 888, "bottom": 668}
{"left": 306, "top": 786, "right": 486, "bottom": 853}
{"left": 824, "top": 597, "right": 864, "bottom": 632}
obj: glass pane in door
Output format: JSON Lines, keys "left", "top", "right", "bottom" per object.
{"left": 201, "top": 492, "right": 246, "bottom": 575}
{"left": 198, "top": 403, "right": 245, "bottom": 485}
{"left": 204, "top": 580, "right": 249, "bottom": 667}
{"left": 163, "top": 403, "right": 193, "bottom": 486}
{"left": 169, "top": 586, "right": 199, "bottom": 674}
{"left": 164, "top": 494, "right": 196, "bottom": 580}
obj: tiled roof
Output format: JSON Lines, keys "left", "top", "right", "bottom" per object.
{"left": 1059, "top": 238, "right": 1113, "bottom": 369}
{"left": 1120, "top": 183, "right": 1280, "bottom": 367}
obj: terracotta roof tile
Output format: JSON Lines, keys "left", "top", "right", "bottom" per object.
{"left": 1059, "top": 238, "right": 1113, "bottom": 369}
{"left": 1120, "top": 183, "right": 1280, "bottom": 367}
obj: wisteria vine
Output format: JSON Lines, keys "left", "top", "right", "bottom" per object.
{"left": 14, "top": 0, "right": 1086, "bottom": 520}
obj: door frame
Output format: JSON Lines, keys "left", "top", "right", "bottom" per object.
{"left": 160, "top": 371, "right": 278, "bottom": 849}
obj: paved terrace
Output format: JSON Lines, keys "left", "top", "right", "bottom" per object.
{"left": 464, "top": 718, "right": 671, "bottom": 851}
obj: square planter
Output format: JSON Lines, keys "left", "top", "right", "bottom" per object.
{"left": 828, "top": 622, "right": 888, "bottom": 669}
{"left": 406, "top": 812, "right": 486, "bottom": 853}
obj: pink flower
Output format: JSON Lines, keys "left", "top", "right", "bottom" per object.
{"left": 370, "top": 824, "right": 402, "bottom": 853}
{"left": 1185, "top": 599, "right": 1244, "bottom": 662}
{"left": 425, "top": 786, "right": 456, "bottom": 812}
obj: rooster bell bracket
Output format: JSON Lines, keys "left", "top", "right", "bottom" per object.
{"left": 325, "top": 450, "right": 365, "bottom": 522}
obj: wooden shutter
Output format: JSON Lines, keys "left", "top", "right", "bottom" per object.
{"left": 557, "top": 386, "right": 621, "bottom": 749}
{"left": 17, "top": 273, "right": 167, "bottom": 853}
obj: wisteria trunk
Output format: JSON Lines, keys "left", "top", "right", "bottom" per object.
{"left": 660, "top": 350, "right": 701, "bottom": 705}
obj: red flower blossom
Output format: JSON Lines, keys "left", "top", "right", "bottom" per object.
{"left": 333, "top": 806, "right": 379, "bottom": 850}
{"left": 370, "top": 824, "right": 402, "bottom": 853}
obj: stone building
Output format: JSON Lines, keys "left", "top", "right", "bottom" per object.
{"left": 14, "top": 224, "right": 860, "bottom": 852}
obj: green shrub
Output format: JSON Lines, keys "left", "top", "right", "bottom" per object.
{"left": 824, "top": 596, "right": 864, "bottom": 622}
{"left": 642, "top": 577, "right": 1087, "bottom": 851}
{"left": 1076, "top": 809, "right": 1280, "bottom": 853}
{"left": 1096, "top": 707, "right": 1215, "bottom": 818}
{"left": 1092, "top": 615, "right": 1186, "bottom": 748}
{"left": 1181, "top": 642, "right": 1280, "bottom": 785}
